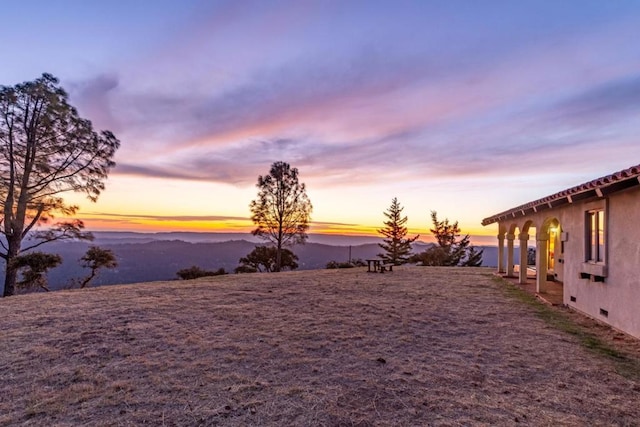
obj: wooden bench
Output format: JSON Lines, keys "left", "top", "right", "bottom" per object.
{"left": 380, "top": 263, "right": 394, "bottom": 273}
{"left": 366, "top": 259, "right": 381, "bottom": 272}
{"left": 366, "top": 259, "right": 395, "bottom": 273}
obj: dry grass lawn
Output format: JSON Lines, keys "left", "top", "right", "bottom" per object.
{"left": 1, "top": 266, "right": 640, "bottom": 426}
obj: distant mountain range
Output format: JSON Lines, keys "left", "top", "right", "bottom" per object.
{"left": 7, "top": 232, "right": 504, "bottom": 292}
{"left": 88, "top": 231, "right": 392, "bottom": 246}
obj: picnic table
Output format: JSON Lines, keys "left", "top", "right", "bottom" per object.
{"left": 366, "top": 259, "right": 394, "bottom": 273}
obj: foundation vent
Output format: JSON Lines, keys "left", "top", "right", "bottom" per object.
{"left": 570, "top": 296, "right": 576, "bottom": 302}
{"left": 599, "top": 308, "right": 609, "bottom": 318}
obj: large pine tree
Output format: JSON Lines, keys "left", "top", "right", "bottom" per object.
{"left": 0, "top": 74, "right": 119, "bottom": 296}
{"left": 378, "top": 198, "right": 419, "bottom": 265}
{"left": 249, "top": 161, "right": 312, "bottom": 272}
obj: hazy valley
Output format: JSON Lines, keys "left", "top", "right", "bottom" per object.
{"left": 37, "top": 232, "right": 502, "bottom": 290}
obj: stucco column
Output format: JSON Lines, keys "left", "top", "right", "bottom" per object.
{"left": 518, "top": 233, "right": 529, "bottom": 284}
{"left": 536, "top": 234, "right": 549, "bottom": 293}
{"left": 497, "top": 234, "right": 505, "bottom": 274}
{"left": 506, "top": 233, "right": 515, "bottom": 277}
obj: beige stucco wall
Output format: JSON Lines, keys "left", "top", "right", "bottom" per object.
{"left": 602, "top": 188, "right": 640, "bottom": 338}
{"left": 497, "top": 186, "right": 640, "bottom": 339}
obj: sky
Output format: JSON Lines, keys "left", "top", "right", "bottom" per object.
{"left": 2, "top": 0, "right": 640, "bottom": 244}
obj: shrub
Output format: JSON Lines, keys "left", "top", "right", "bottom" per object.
{"left": 326, "top": 259, "right": 365, "bottom": 269}
{"left": 237, "top": 246, "right": 298, "bottom": 273}
{"left": 412, "top": 246, "right": 450, "bottom": 266}
{"left": 176, "top": 266, "right": 227, "bottom": 280}
{"left": 234, "top": 265, "right": 258, "bottom": 274}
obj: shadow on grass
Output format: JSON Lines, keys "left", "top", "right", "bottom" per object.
{"left": 493, "top": 275, "right": 640, "bottom": 380}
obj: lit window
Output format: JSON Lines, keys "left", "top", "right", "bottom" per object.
{"left": 586, "top": 209, "right": 605, "bottom": 263}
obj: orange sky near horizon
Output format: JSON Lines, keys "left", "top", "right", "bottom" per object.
{"left": 74, "top": 211, "right": 498, "bottom": 244}
{"left": 62, "top": 170, "right": 500, "bottom": 245}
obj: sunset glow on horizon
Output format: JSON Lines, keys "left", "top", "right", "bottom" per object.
{"left": 3, "top": 1, "right": 640, "bottom": 243}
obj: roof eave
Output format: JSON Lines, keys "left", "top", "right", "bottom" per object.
{"left": 481, "top": 163, "right": 640, "bottom": 226}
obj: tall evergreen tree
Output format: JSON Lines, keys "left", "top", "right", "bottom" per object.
{"left": 418, "top": 211, "right": 483, "bottom": 266}
{"left": 429, "top": 211, "right": 467, "bottom": 266}
{"left": 377, "top": 198, "right": 419, "bottom": 265}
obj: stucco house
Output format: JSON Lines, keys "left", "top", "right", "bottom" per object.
{"left": 482, "top": 163, "right": 640, "bottom": 339}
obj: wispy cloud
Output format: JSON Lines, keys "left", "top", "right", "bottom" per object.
{"left": 69, "top": 73, "right": 121, "bottom": 132}
{"left": 51, "top": 1, "right": 640, "bottom": 195}
{"left": 551, "top": 75, "right": 640, "bottom": 124}
{"left": 79, "top": 211, "right": 369, "bottom": 235}
{"left": 82, "top": 212, "right": 249, "bottom": 222}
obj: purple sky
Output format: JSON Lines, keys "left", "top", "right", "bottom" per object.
{"left": 2, "top": 0, "right": 640, "bottom": 238}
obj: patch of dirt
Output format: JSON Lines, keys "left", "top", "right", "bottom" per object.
{"left": 1, "top": 267, "right": 639, "bottom": 426}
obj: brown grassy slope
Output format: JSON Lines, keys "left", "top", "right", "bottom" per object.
{"left": 1, "top": 267, "right": 639, "bottom": 426}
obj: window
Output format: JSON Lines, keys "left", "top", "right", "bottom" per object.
{"left": 586, "top": 209, "right": 605, "bottom": 263}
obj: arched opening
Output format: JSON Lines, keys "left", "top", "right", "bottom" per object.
{"left": 537, "top": 218, "right": 564, "bottom": 299}
{"left": 547, "top": 219, "right": 560, "bottom": 275}
{"left": 540, "top": 218, "right": 562, "bottom": 281}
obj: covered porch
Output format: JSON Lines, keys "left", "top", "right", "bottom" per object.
{"left": 482, "top": 163, "right": 640, "bottom": 339}
{"left": 484, "top": 213, "right": 566, "bottom": 304}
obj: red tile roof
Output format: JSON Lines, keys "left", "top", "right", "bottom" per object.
{"left": 482, "top": 163, "right": 640, "bottom": 226}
